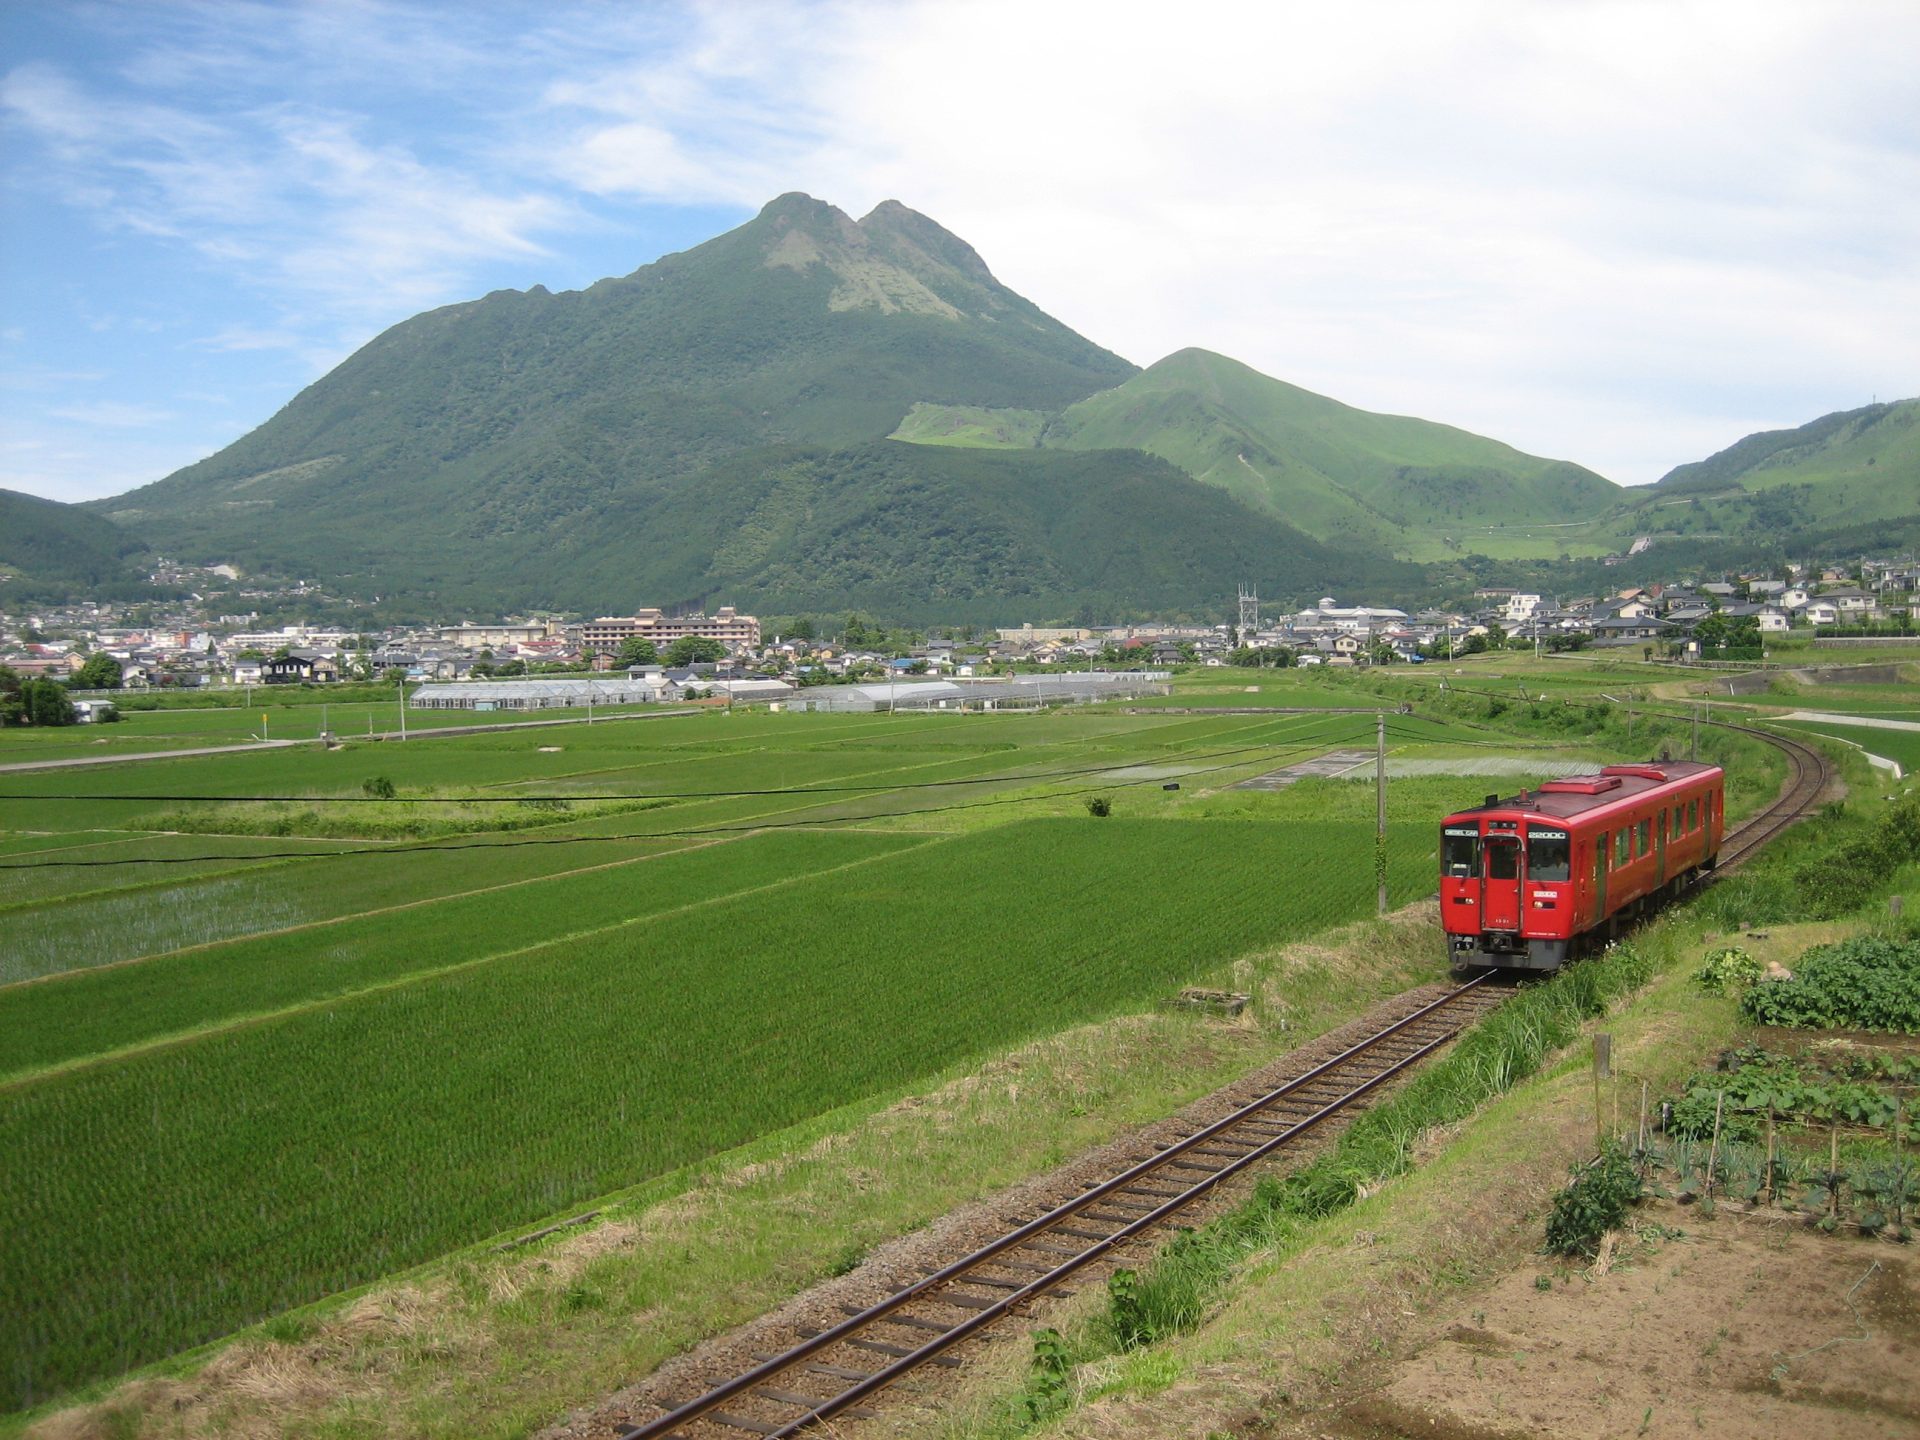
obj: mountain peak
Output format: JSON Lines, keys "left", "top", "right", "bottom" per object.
{"left": 748, "top": 192, "right": 1005, "bottom": 319}
{"left": 756, "top": 191, "right": 849, "bottom": 225}
{"left": 858, "top": 199, "right": 994, "bottom": 284}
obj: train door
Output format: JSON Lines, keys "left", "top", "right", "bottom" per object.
{"left": 1656, "top": 809, "right": 1668, "bottom": 885}
{"left": 1483, "top": 833, "right": 1523, "bottom": 931}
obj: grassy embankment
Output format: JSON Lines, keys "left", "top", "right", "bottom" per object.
{"left": 923, "top": 747, "right": 1917, "bottom": 1440}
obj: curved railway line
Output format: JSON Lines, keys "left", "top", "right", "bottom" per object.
{"left": 606, "top": 719, "right": 1835, "bottom": 1440}
{"left": 1712, "top": 721, "right": 1832, "bottom": 871}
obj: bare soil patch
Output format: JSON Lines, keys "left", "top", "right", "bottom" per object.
{"left": 1322, "top": 1205, "right": 1918, "bottom": 1440}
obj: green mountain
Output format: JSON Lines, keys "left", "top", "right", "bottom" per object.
{"left": 79, "top": 190, "right": 1909, "bottom": 621}
{"left": 1617, "top": 398, "right": 1920, "bottom": 555}
{"left": 590, "top": 441, "right": 1422, "bottom": 623}
{"left": 90, "top": 194, "right": 1138, "bottom": 609}
{"left": 0, "top": 489, "right": 151, "bottom": 600}
{"left": 896, "top": 349, "right": 1621, "bottom": 562}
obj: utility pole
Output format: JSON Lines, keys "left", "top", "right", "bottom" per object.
{"left": 587, "top": 678, "right": 594, "bottom": 724}
{"left": 1376, "top": 711, "right": 1388, "bottom": 916}
{"left": 397, "top": 673, "right": 407, "bottom": 740}
{"left": 1692, "top": 704, "right": 1700, "bottom": 761}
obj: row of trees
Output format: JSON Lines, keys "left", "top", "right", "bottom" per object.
{"left": 0, "top": 666, "right": 81, "bottom": 726}
{"left": 604, "top": 635, "right": 729, "bottom": 669}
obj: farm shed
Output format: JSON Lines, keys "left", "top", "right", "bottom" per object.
{"left": 784, "top": 673, "right": 1170, "bottom": 713}
{"left": 408, "top": 678, "right": 669, "bottom": 711}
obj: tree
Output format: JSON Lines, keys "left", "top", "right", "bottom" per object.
{"left": 0, "top": 664, "right": 21, "bottom": 726}
{"left": 1484, "top": 621, "right": 1508, "bottom": 649}
{"left": 786, "top": 616, "right": 815, "bottom": 641}
{"left": 613, "top": 636, "right": 659, "bottom": 667}
{"left": 74, "top": 653, "right": 123, "bottom": 690}
{"left": 666, "top": 635, "right": 726, "bottom": 666}
{"left": 19, "top": 677, "right": 75, "bottom": 726}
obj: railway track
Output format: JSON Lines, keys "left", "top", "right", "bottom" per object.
{"left": 1713, "top": 721, "right": 1832, "bottom": 871}
{"left": 616, "top": 979, "right": 1506, "bottom": 1440}
{"left": 607, "top": 721, "right": 1831, "bottom": 1440}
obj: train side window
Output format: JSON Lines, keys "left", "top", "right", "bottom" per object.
{"left": 1638, "top": 819, "right": 1652, "bottom": 855}
{"left": 1614, "top": 828, "right": 1629, "bottom": 866}
{"left": 1441, "top": 828, "right": 1479, "bottom": 876}
{"left": 1688, "top": 798, "right": 1699, "bottom": 831}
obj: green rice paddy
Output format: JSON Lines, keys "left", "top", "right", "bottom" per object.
{"left": 0, "top": 691, "right": 1758, "bottom": 1410}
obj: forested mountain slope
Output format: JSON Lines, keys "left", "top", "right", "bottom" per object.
{"left": 896, "top": 348, "right": 1622, "bottom": 562}
{"left": 0, "top": 489, "right": 151, "bottom": 600}
{"left": 91, "top": 195, "right": 1136, "bottom": 608}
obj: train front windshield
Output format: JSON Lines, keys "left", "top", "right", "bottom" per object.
{"left": 1442, "top": 827, "right": 1478, "bottom": 877}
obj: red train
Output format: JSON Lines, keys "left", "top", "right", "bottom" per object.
{"left": 1440, "top": 761, "right": 1725, "bottom": 970}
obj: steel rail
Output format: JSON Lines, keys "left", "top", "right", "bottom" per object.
{"left": 1713, "top": 722, "right": 1829, "bottom": 871}
{"left": 619, "top": 975, "right": 1494, "bottom": 1440}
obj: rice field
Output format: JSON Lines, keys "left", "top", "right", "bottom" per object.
{"left": 1, "top": 817, "right": 1436, "bottom": 1406}
{"left": 1776, "top": 718, "right": 1920, "bottom": 775}
{"left": 0, "top": 698, "right": 1662, "bottom": 1410}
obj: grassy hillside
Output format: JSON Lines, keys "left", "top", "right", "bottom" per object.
{"left": 0, "top": 488, "right": 151, "bottom": 599}
{"left": 597, "top": 440, "right": 1424, "bottom": 623}
{"left": 889, "top": 402, "right": 1049, "bottom": 448}
{"left": 1034, "top": 349, "right": 1622, "bottom": 561}
{"left": 1610, "top": 398, "right": 1920, "bottom": 556}
{"left": 88, "top": 195, "right": 1136, "bottom": 607}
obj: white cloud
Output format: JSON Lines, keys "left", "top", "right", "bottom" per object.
{"left": 536, "top": 0, "right": 1920, "bottom": 482}
{"left": 2, "top": 49, "right": 570, "bottom": 326}
{"left": 4, "top": 0, "right": 1917, "bottom": 499}
{"left": 193, "top": 326, "right": 301, "bottom": 353}
{"left": 49, "top": 401, "right": 177, "bottom": 428}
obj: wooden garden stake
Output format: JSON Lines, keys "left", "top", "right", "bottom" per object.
{"left": 1763, "top": 1106, "right": 1776, "bottom": 1207}
{"left": 1895, "top": 1098, "right": 1906, "bottom": 1230}
{"left": 1638, "top": 1079, "right": 1649, "bottom": 1155}
{"left": 1592, "top": 1035, "right": 1612, "bottom": 1153}
{"left": 1830, "top": 1119, "right": 1841, "bottom": 1222}
{"left": 1707, "top": 1091, "right": 1725, "bottom": 1199}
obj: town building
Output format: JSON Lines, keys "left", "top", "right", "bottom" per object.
{"left": 576, "top": 606, "right": 760, "bottom": 651}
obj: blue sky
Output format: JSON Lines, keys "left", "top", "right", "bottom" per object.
{"left": 3, "top": 0, "right": 1917, "bottom": 504}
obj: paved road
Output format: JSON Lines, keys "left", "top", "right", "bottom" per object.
{"left": 0, "top": 740, "right": 304, "bottom": 773}
{"left": 1781, "top": 710, "right": 1920, "bottom": 732}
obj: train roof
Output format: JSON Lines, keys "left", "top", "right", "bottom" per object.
{"left": 1444, "top": 760, "right": 1722, "bottom": 825}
